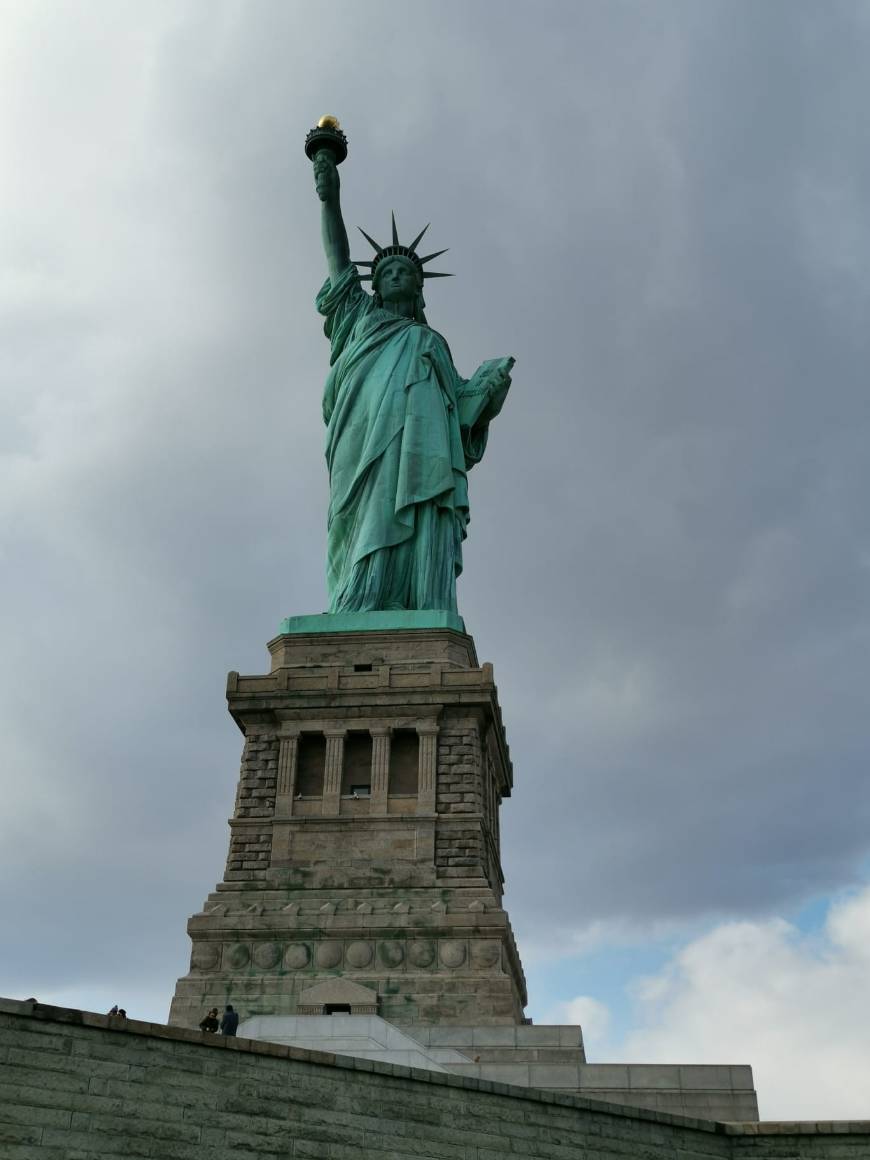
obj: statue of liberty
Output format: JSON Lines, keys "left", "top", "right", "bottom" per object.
{"left": 306, "top": 118, "right": 514, "bottom": 616}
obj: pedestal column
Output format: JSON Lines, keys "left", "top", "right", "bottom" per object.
{"left": 274, "top": 731, "right": 300, "bottom": 818}
{"left": 369, "top": 727, "right": 391, "bottom": 816}
{"left": 270, "top": 730, "right": 300, "bottom": 867}
{"left": 417, "top": 722, "right": 439, "bottom": 813}
{"left": 322, "top": 729, "right": 346, "bottom": 816}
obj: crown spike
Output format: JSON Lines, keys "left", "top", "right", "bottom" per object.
{"left": 408, "top": 223, "right": 430, "bottom": 252}
{"left": 423, "top": 271, "right": 453, "bottom": 279}
{"left": 391, "top": 212, "right": 399, "bottom": 246}
{"left": 419, "top": 248, "right": 449, "bottom": 265}
{"left": 357, "top": 227, "right": 384, "bottom": 253}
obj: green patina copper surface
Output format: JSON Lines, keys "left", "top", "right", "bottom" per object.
{"left": 277, "top": 610, "right": 466, "bottom": 636}
{"left": 308, "top": 126, "right": 514, "bottom": 617}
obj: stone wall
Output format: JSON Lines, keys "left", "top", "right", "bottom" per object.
{"left": 435, "top": 714, "right": 501, "bottom": 893}
{"left": 435, "top": 824, "right": 485, "bottom": 876}
{"left": 727, "top": 1126, "right": 870, "bottom": 1156}
{"left": 3, "top": 999, "right": 869, "bottom": 1159}
{"left": 224, "top": 731, "right": 277, "bottom": 882}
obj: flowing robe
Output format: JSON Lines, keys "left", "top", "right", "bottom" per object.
{"left": 317, "top": 265, "right": 497, "bottom": 613}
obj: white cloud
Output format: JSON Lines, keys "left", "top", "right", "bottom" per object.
{"left": 545, "top": 995, "right": 611, "bottom": 1047}
{"left": 559, "top": 885, "right": 870, "bottom": 1120}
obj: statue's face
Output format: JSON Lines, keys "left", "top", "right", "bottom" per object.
{"left": 375, "top": 257, "right": 420, "bottom": 305}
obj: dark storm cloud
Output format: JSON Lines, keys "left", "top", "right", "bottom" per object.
{"left": 1, "top": 0, "right": 869, "bottom": 1008}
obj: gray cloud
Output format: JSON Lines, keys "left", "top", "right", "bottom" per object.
{"left": 1, "top": 0, "right": 869, "bottom": 1013}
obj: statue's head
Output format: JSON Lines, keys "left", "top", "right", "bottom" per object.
{"left": 356, "top": 215, "right": 451, "bottom": 324}
{"left": 373, "top": 255, "right": 423, "bottom": 309}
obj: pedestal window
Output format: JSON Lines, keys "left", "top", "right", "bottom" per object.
{"left": 295, "top": 734, "right": 326, "bottom": 797}
{"left": 389, "top": 730, "right": 419, "bottom": 795}
{"left": 341, "top": 731, "right": 373, "bottom": 796}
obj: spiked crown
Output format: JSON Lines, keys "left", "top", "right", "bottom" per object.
{"left": 355, "top": 213, "right": 452, "bottom": 283}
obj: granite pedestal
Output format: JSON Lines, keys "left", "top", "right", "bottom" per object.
{"left": 170, "top": 620, "right": 526, "bottom": 1029}
{"left": 168, "top": 616, "right": 758, "bottom": 1119}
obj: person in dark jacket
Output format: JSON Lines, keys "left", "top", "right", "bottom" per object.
{"left": 199, "top": 1007, "right": 219, "bottom": 1033}
{"left": 220, "top": 1005, "right": 239, "bottom": 1036}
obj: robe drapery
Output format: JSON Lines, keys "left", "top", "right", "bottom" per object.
{"left": 317, "top": 265, "right": 499, "bottom": 614}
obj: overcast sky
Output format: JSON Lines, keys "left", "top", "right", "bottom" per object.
{"left": 2, "top": 0, "right": 869, "bottom": 1121}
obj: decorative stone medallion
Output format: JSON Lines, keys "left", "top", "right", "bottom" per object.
{"left": 378, "top": 940, "right": 405, "bottom": 967}
{"left": 316, "top": 941, "right": 343, "bottom": 968}
{"left": 284, "top": 943, "right": 311, "bottom": 969}
{"left": 345, "top": 941, "right": 374, "bottom": 968}
{"left": 190, "top": 944, "right": 220, "bottom": 972}
{"left": 439, "top": 939, "right": 466, "bottom": 968}
{"left": 470, "top": 940, "right": 501, "bottom": 969}
{"left": 408, "top": 940, "right": 436, "bottom": 968}
{"left": 224, "top": 943, "right": 251, "bottom": 970}
{"left": 252, "top": 942, "right": 282, "bottom": 970}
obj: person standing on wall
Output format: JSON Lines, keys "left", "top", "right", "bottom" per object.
{"left": 219, "top": 1005, "right": 239, "bottom": 1037}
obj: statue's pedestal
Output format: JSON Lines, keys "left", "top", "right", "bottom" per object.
{"left": 169, "top": 621, "right": 527, "bottom": 1029}
{"left": 168, "top": 615, "right": 759, "bottom": 1120}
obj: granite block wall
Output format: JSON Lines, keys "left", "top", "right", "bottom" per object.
{"left": 225, "top": 733, "right": 277, "bottom": 882}
{"left": 2, "top": 1000, "right": 868, "bottom": 1160}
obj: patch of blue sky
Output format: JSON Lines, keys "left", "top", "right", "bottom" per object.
{"left": 525, "top": 940, "right": 676, "bottom": 1054}
{"left": 786, "top": 867, "right": 870, "bottom": 936}
{"left": 786, "top": 891, "right": 836, "bottom": 936}
{"left": 525, "top": 872, "right": 870, "bottom": 1055}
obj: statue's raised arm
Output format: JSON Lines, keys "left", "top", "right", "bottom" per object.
{"left": 313, "top": 150, "right": 350, "bottom": 284}
{"left": 305, "top": 116, "right": 351, "bottom": 284}
{"left": 303, "top": 117, "right": 515, "bottom": 620}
